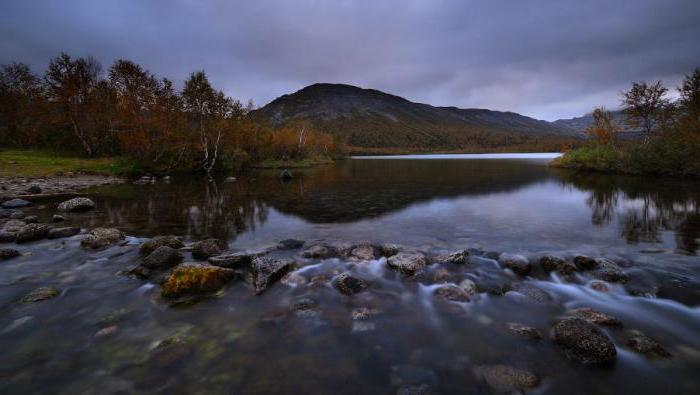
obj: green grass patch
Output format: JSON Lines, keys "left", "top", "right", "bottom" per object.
{"left": 0, "top": 149, "right": 133, "bottom": 177}
{"left": 251, "top": 156, "right": 335, "bottom": 169}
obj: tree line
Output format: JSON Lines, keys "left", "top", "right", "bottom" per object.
{"left": 0, "top": 53, "right": 343, "bottom": 174}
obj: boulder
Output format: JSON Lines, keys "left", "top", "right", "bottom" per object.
{"left": 161, "top": 263, "right": 236, "bottom": 298}
{"left": 570, "top": 307, "right": 622, "bottom": 326}
{"left": 626, "top": 331, "right": 671, "bottom": 359}
{"left": 387, "top": 252, "right": 427, "bottom": 276}
{"left": 474, "top": 365, "right": 540, "bottom": 392}
{"left": 224, "top": 176, "right": 237, "bottom": 183}
{"left": 57, "top": 197, "right": 95, "bottom": 212}
{"left": 277, "top": 238, "right": 305, "bottom": 250}
{"left": 52, "top": 214, "right": 66, "bottom": 222}
{"left": 47, "top": 227, "right": 81, "bottom": 239}
{"left": 506, "top": 322, "right": 542, "bottom": 340}
{"left": 143, "top": 246, "right": 184, "bottom": 269}
{"left": 433, "top": 284, "right": 470, "bottom": 302}
{"left": 1, "top": 199, "right": 31, "bottom": 209}
{"left": 540, "top": 255, "right": 578, "bottom": 274}
{"left": 573, "top": 255, "right": 599, "bottom": 270}
{"left": 511, "top": 283, "right": 553, "bottom": 304}
{"left": 0, "top": 248, "right": 21, "bottom": 260}
{"left": 458, "top": 279, "right": 478, "bottom": 296}
{"left": 332, "top": 272, "right": 369, "bottom": 295}
{"left": 498, "top": 253, "right": 531, "bottom": 275}
{"left": 251, "top": 257, "right": 296, "bottom": 294}
{"left": 139, "top": 235, "right": 185, "bottom": 255}
{"left": 191, "top": 238, "right": 228, "bottom": 260}
{"left": 592, "top": 259, "right": 629, "bottom": 283}
{"left": 279, "top": 169, "right": 293, "bottom": 180}
{"left": 379, "top": 243, "right": 403, "bottom": 257}
{"left": 208, "top": 251, "right": 257, "bottom": 268}
{"left": 23, "top": 215, "right": 38, "bottom": 223}
{"left": 80, "top": 228, "right": 125, "bottom": 249}
{"left": 27, "top": 185, "right": 42, "bottom": 194}
{"left": 350, "top": 244, "right": 377, "bottom": 260}
{"left": 550, "top": 318, "right": 617, "bottom": 364}
{"left": 21, "top": 286, "right": 60, "bottom": 303}
{"left": 15, "top": 223, "right": 49, "bottom": 243}
{"left": 432, "top": 249, "right": 468, "bottom": 264}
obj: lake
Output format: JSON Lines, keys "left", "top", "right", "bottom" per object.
{"left": 1, "top": 154, "right": 700, "bottom": 394}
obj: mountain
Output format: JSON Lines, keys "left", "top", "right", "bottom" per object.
{"left": 251, "top": 83, "right": 581, "bottom": 151}
{"left": 553, "top": 110, "right": 644, "bottom": 139}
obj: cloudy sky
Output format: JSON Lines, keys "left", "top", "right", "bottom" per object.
{"left": 1, "top": 0, "right": 698, "bottom": 120}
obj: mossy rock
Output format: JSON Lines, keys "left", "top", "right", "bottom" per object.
{"left": 161, "top": 263, "right": 236, "bottom": 298}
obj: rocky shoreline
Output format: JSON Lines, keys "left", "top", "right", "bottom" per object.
{"left": 0, "top": 174, "right": 124, "bottom": 200}
{"left": 0, "top": 195, "right": 691, "bottom": 393}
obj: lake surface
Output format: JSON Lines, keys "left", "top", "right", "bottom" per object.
{"left": 2, "top": 154, "right": 700, "bottom": 394}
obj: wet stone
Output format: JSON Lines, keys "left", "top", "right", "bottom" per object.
{"left": 387, "top": 252, "right": 427, "bottom": 276}
{"left": 80, "top": 228, "right": 125, "bottom": 249}
{"left": 458, "top": 279, "right": 478, "bottom": 296}
{"left": 540, "top": 255, "right": 578, "bottom": 274}
{"left": 208, "top": 252, "right": 255, "bottom": 268}
{"left": 21, "top": 286, "right": 60, "bottom": 303}
{"left": 626, "top": 330, "right": 671, "bottom": 359}
{"left": 432, "top": 249, "right": 468, "bottom": 264}
{"left": 52, "top": 214, "right": 66, "bottom": 222}
{"left": 589, "top": 280, "right": 612, "bottom": 292}
{"left": 191, "top": 238, "right": 228, "bottom": 260}
{"left": 23, "top": 215, "right": 38, "bottom": 223}
{"left": 506, "top": 322, "right": 542, "bottom": 340}
{"left": 2, "top": 199, "right": 32, "bottom": 209}
{"left": 333, "top": 272, "right": 369, "bottom": 295}
{"left": 280, "top": 271, "right": 307, "bottom": 287}
{"left": 570, "top": 307, "right": 622, "bottom": 326}
{"left": 379, "top": 243, "right": 403, "bottom": 257}
{"left": 302, "top": 244, "right": 333, "bottom": 259}
{"left": 142, "top": 246, "right": 184, "bottom": 269}
{"left": 47, "top": 227, "right": 80, "bottom": 239}
{"left": 277, "top": 238, "right": 305, "bottom": 250}
{"left": 433, "top": 284, "right": 470, "bottom": 302}
{"left": 475, "top": 365, "right": 540, "bottom": 392}
{"left": 498, "top": 253, "right": 531, "bottom": 275}
{"left": 15, "top": 223, "right": 49, "bottom": 243}
{"left": 161, "top": 263, "right": 236, "bottom": 298}
{"left": 251, "top": 257, "right": 296, "bottom": 294}
{"left": 551, "top": 317, "right": 617, "bottom": 365}
{"left": 574, "top": 255, "right": 599, "bottom": 270}
{"left": 139, "top": 235, "right": 184, "bottom": 255}
{"left": 57, "top": 197, "right": 95, "bottom": 212}
{"left": 350, "top": 244, "right": 377, "bottom": 260}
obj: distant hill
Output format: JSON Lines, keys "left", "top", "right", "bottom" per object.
{"left": 553, "top": 110, "right": 644, "bottom": 140}
{"left": 251, "top": 83, "right": 582, "bottom": 151}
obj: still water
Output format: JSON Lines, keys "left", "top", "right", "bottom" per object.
{"left": 1, "top": 155, "right": 699, "bottom": 394}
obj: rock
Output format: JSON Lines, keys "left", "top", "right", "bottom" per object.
{"left": 80, "top": 228, "right": 125, "bottom": 249}
{"left": 550, "top": 318, "right": 617, "bottom": 364}
{"left": 593, "top": 268, "right": 629, "bottom": 283}
{"left": 161, "top": 263, "right": 236, "bottom": 298}
{"left": 506, "top": 323, "right": 542, "bottom": 340}
{"left": 251, "top": 257, "right": 296, "bottom": 294}
{"left": 432, "top": 249, "right": 468, "bottom": 264}
{"left": 474, "top": 365, "right": 540, "bottom": 392}
{"left": 47, "top": 227, "right": 80, "bottom": 239}
{"left": 626, "top": 331, "right": 671, "bottom": 359}
{"left": 379, "top": 243, "right": 403, "bottom": 257}
{"left": 432, "top": 267, "right": 453, "bottom": 283}
{"left": 143, "top": 246, "right": 184, "bottom": 269}
{"left": 21, "top": 286, "right": 60, "bottom": 303}
{"left": 458, "top": 279, "right": 478, "bottom": 296}
{"left": 301, "top": 244, "right": 333, "bottom": 259}
{"left": 332, "top": 272, "right": 369, "bottom": 295}
{"left": 224, "top": 176, "right": 237, "bottom": 182}
{"left": 52, "top": 214, "right": 66, "bottom": 222}
{"left": 0, "top": 208, "right": 24, "bottom": 219}
{"left": 570, "top": 307, "right": 622, "bottom": 326}
{"left": 0, "top": 219, "right": 23, "bottom": 233}
{"left": 279, "top": 169, "right": 293, "bottom": 180}
{"left": 433, "top": 284, "right": 470, "bottom": 302}
{"left": 139, "top": 235, "right": 185, "bottom": 255}
{"left": 540, "top": 255, "right": 578, "bottom": 274}
{"left": 127, "top": 265, "right": 151, "bottom": 279}
{"left": 512, "top": 283, "right": 553, "bottom": 304}
{"left": 1, "top": 199, "right": 31, "bottom": 209}
{"left": 95, "top": 325, "right": 118, "bottom": 338}
{"left": 277, "top": 238, "right": 305, "bottom": 250}
{"left": 191, "top": 238, "right": 228, "bottom": 260}
{"left": 57, "top": 197, "right": 95, "bottom": 212}
{"left": 387, "top": 252, "right": 427, "bottom": 276}
{"left": 208, "top": 252, "right": 255, "bottom": 268}
{"left": 0, "top": 248, "right": 21, "bottom": 260}
{"left": 396, "top": 384, "right": 436, "bottom": 395}
{"left": 27, "top": 185, "right": 42, "bottom": 194}
{"left": 589, "top": 280, "right": 611, "bottom": 292}
{"left": 292, "top": 297, "right": 317, "bottom": 311}
{"left": 15, "top": 223, "right": 49, "bottom": 243}
{"left": 0, "top": 232, "right": 16, "bottom": 242}
{"left": 498, "top": 253, "right": 531, "bottom": 275}
{"left": 23, "top": 215, "right": 38, "bottom": 223}
{"left": 280, "top": 271, "right": 307, "bottom": 287}
{"left": 352, "top": 307, "right": 381, "bottom": 320}
{"left": 574, "top": 255, "right": 599, "bottom": 270}
{"left": 350, "top": 244, "right": 377, "bottom": 260}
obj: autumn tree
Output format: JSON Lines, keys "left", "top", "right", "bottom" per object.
{"left": 621, "top": 81, "right": 669, "bottom": 143}
{"left": 679, "top": 68, "right": 700, "bottom": 122}
{"left": 0, "top": 63, "right": 45, "bottom": 146}
{"left": 586, "top": 107, "right": 619, "bottom": 146}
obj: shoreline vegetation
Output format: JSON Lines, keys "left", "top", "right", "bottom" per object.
{"left": 552, "top": 67, "right": 700, "bottom": 178}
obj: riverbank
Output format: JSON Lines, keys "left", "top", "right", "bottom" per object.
{"left": 250, "top": 156, "right": 335, "bottom": 169}
{"left": 551, "top": 140, "right": 700, "bottom": 178}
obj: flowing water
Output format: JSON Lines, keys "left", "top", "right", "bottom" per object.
{"left": 1, "top": 154, "right": 700, "bottom": 394}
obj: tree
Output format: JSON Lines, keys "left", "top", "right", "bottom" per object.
{"left": 586, "top": 107, "right": 619, "bottom": 146}
{"left": 621, "top": 81, "right": 669, "bottom": 143}
{"left": 678, "top": 67, "right": 700, "bottom": 121}
{"left": 0, "top": 63, "right": 44, "bottom": 146}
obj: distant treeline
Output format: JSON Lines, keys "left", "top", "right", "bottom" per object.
{"left": 0, "top": 53, "right": 343, "bottom": 174}
{"left": 553, "top": 67, "right": 700, "bottom": 177}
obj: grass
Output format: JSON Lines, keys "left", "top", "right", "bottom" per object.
{"left": 0, "top": 149, "right": 132, "bottom": 177}
{"left": 251, "top": 156, "right": 335, "bottom": 169}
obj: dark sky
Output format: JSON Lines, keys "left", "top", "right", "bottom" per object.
{"left": 1, "top": 0, "right": 699, "bottom": 120}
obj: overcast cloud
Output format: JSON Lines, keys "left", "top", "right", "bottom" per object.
{"left": 1, "top": 0, "right": 699, "bottom": 120}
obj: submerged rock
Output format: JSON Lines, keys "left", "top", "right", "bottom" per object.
{"left": 27, "top": 184, "right": 42, "bottom": 194}
{"left": 540, "top": 255, "right": 578, "bottom": 274}
{"left": 139, "top": 235, "right": 184, "bottom": 255}
{"left": 626, "top": 330, "right": 671, "bottom": 359}
{"left": 277, "top": 238, "right": 305, "bottom": 250}
{"left": 458, "top": 279, "right": 478, "bottom": 296}
{"left": 21, "top": 286, "right": 60, "bottom": 303}
{"left": 551, "top": 317, "right": 617, "bottom": 365}
{"left": 379, "top": 243, "right": 403, "bottom": 257}
{"left": 332, "top": 272, "right": 369, "bottom": 295}
{"left": 208, "top": 252, "right": 255, "bottom": 268}
{"left": 589, "top": 280, "right": 612, "bottom": 292}
{"left": 387, "top": 252, "right": 427, "bottom": 276}
{"left": 0, "top": 248, "right": 21, "bottom": 260}
{"left": 432, "top": 249, "right": 468, "bottom": 264}
{"left": 47, "top": 227, "right": 80, "bottom": 239}
{"left": 143, "top": 246, "right": 184, "bottom": 269}
{"left": 161, "top": 263, "right": 236, "bottom": 298}
{"left": 574, "top": 255, "right": 599, "bottom": 270}
{"left": 57, "top": 197, "right": 95, "bottom": 212}
{"left": 498, "top": 253, "right": 531, "bottom": 275}
{"left": 191, "top": 238, "right": 228, "bottom": 260}
{"left": 511, "top": 283, "right": 553, "bottom": 304}
{"left": 52, "top": 214, "right": 66, "bottom": 223}
{"left": 80, "top": 228, "right": 125, "bottom": 249}
{"left": 251, "top": 257, "right": 296, "bottom": 294}
{"left": 570, "top": 307, "right": 622, "bottom": 326}
{"left": 506, "top": 322, "right": 542, "bottom": 340}
{"left": 279, "top": 169, "right": 293, "bottom": 180}
{"left": 280, "top": 271, "right": 308, "bottom": 287}
{"left": 15, "top": 223, "right": 49, "bottom": 243}
{"left": 433, "top": 284, "right": 470, "bottom": 302}
{"left": 350, "top": 244, "right": 377, "bottom": 260}
{"left": 0, "top": 208, "right": 24, "bottom": 219}
{"left": 2, "top": 199, "right": 31, "bottom": 209}
{"left": 301, "top": 244, "right": 333, "bottom": 259}
{"left": 474, "top": 365, "right": 540, "bottom": 392}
